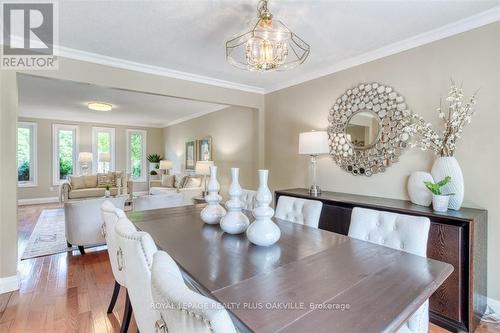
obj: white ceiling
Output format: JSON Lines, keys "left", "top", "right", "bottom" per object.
{"left": 17, "top": 74, "right": 227, "bottom": 127}
{"left": 56, "top": 0, "right": 500, "bottom": 92}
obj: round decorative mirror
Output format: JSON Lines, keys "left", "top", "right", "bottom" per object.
{"left": 328, "top": 82, "right": 412, "bottom": 176}
{"left": 346, "top": 111, "right": 381, "bottom": 149}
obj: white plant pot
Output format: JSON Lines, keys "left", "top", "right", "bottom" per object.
{"left": 200, "top": 166, "right": 226, "bottom": 224}
{"left": 104, "top": 190, "right": 111, "bottom": 198}
{"left": 432, "top": 194, "right": 450, "bottom": 212}
{"left": 246, "top": 170, "right": 280, "bottom": 246}
{"left": 407, "top": 171, "right": 434, "bottom": 207}
{"left": 431, "top": 156, "right": 464, "bottom": 210}
{"left": 149, "top": 162, "right": 159, "bottom": 172}
{"left": 220, "top": 168, "right": 249, "bottom": 234}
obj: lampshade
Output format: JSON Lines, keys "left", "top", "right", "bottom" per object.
{"left": 79, "top": 152, "right": 93, "bottom": 164}
{"left": 298, "top": 131, "right": 329, "bottom": 155}
{"left": 195, "top": 161, "right": 214, "bottom": 175}
{"left": 159, "top": 160, "right": 173, "bottom": 170}
{"left": 99, "top": 152, "right": 110, "bottom": 162}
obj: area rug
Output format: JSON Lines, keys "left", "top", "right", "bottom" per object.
{"left": 21, "top": 208, "right": 73, "bottom": 260}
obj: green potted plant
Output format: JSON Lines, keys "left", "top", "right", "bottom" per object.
{"left": 424, "top": 176, "right": 453, "bottom": 212}
{"left": 147, "top": 153, "right": 162, "bottom": 172}
{"left": 105, "top": 185, "right": 111, "bottom": 198}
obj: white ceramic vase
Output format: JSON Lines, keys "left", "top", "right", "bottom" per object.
{"left": 220, "top": 168, "right": 249, "bottom": 234}
{"left": 431, "top": 156, "right": 464, "bottom": 210}
{"left": 246, "top": 170, "right": 281, "bottom": 246}
{"left": 432, "top": 194, "right": 450, "bottom": 213}
{"left": 200, "top": 166, "right": 226, "bottom": 224}
{"left": 104, "top": 189, "right": 111, "bottom": 197}
{"left": 407, "top": 171, "right": 434, "bottom": 207}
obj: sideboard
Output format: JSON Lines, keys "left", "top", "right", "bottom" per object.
{"left": 275, "top": 188, "right": 487, "bottom": 333}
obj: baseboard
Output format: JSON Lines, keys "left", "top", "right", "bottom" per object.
{"left": 17, "top": 197, "right": 59, "bottom": 206}
{"left": 0, "top": 274, "right": 19, "bottom": 294}
{"left": 488, "top": 297, "right": 500, "bottom": 314}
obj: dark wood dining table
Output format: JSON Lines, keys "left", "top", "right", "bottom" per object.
{"left": 128, "top": 204, "right": 453, "bottom": 333}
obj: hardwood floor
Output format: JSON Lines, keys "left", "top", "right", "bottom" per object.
{"left": 0, "top": 203, "right": 498, "bottom": 332}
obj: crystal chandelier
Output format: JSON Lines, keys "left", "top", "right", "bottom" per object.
{"left": 225, "top": 0, "right": 310, "bottom": 72}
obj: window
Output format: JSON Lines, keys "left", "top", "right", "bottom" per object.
{"left": 53, "top": 124, "right": 78, "bottom": 185}
{"left": 17, "top": 122, "right": 37, "bottom": 186}
{"left": 126, "top": 129, "right": 147, "bottom": 182}
{"left": 92, "top": 127, "right": 115, "bottom": 173}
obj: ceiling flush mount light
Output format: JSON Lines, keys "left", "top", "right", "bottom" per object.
{"left": 226, "top": 0, "right": 310, "bottom": 72}
{"left": 88, "top": 102, "right": 113, "bottom": 112}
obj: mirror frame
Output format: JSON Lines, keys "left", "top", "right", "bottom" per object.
{"left": 327, "top": 82, "right": 412, "bottom": 177}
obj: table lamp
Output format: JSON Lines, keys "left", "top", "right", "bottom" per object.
{"left": 79, "top": 152, "right": 93, "bottom": 175}
{"left": 298, "top": 130, "right": 329, "bottom": 196}
{"left": 195, "top": 161, "right": 214, "bottom": 197}
{"left": 159, "top": 160, "right": 173, "bottom": 175}
{"left": 99, "top": 152, "right": 111, "bottom": 173}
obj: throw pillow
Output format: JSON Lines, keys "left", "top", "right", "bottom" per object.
{"left": 183, "top": 176, "right": 202, "bottom": 188}
{"left": 174, "top": 174, "right": 188, "bottom": 189}
{"left": 161, "top": 174, "right": 175, "bottom": 188}
{"left": 97, "top": 172, "right": 116, "bottom": 188}
{"left": 69, "top": 175, "right": 85, "bottom": 190}
{"left": 83, "top": 175, "right": 98, "bottom": 188}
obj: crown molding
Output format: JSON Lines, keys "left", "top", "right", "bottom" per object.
{"left": 264, "top": 6, "right": 500, "bottom": 93}
{"left": 164, "top": 106, "right": 229, "bottom": 127}
{"left": 57, "top": 46, "right": 265, "bottom": 95}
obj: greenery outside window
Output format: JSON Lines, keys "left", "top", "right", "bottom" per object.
{"left": 126, "top": 129, "right": 147, "bottom": 182}
{"left": 53, "top": 124, "right": 79, "bottom": 185}
{"left": 92, "top": 127, "right": 115, "bottom": 173}
{"left": 17, "top": 122, "right": 37, "bottom": 187}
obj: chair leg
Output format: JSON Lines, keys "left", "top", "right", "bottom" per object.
{"left": 107, "top": 280, "right": 121, "bottom": 314}
{"left": 67, "top": 241, "right": 72, "bottom": 247}
{"left": 120, "top": 291, "right": 132, "bottom": 333}
{"left": 78, "top": 246, "right": 85, "bottom": 255}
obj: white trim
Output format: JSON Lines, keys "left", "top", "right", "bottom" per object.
{"left": 92, "top": 126, "right": 116, "bottom": 173}
{"left": 165, "top": 106, "right": 229, "bottom": 127}
{"left": 52, "top": 124, "right": 79, "bottom": 186}
{"left": 265, "top": 6, "right": 500, "bottom": 93}
{"left": 126, "top": 129, "right": 147, "bottom": 182}
{"left": 17, "top": 197, "right": 59, "bottom": 206}
{"left": 488, "top": 297, "right": 500, "bottom": 314}
{"left": 17, "top": 122, "right": 38, "bottom": 187}
{"left": 58, "top": 45, "right": 265, "bottom": 94}
{"left": 0, "top": 274, "right": 19, "bottom": 294}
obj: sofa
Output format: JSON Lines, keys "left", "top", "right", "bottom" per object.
{"left": 60, "top": 171, "right": 133, "bottom": 202}
{"left": 149, "top": 173, "right": 203, "bottom": 204}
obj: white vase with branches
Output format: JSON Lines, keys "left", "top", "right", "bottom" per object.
{"left": 405, "top": 81, "right": 477, "bottom": 210}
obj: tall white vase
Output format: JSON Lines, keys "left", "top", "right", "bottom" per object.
{"left": 200, "top": 166, "right": 226, "bottom": 224}
{"left": 407, "top": 171, "right": 434, "bottom": 207}
{"left": 220, "top": 168, "right": 249, "bottom": 234}
{"left": 246, "top": 170, "right": 281, "bottom": 246}
{"left": 431, "top": 156, "right": 464, "bottom": 210}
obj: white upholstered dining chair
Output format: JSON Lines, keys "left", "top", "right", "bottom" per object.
{"left": 348, "top": 207, "right": 431, "bottom": 333}
{"left": 151, "top": 251, "right": 237, "bottom": 333}
{"left": 100, "top": 201, "right": 128, "bottom": 317}
{"left": 240, "top": 189, "right": 257, "bottom": 210}
{"left": 274, "top": 195, "right": 323, "bottom": 228}
{"left": 115, "top": 216, "right": 160, "bottom": 333}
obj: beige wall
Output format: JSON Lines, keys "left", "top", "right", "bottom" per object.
{"left": 0, "top": 71, "right": 19, "bottom": 282}
{"left": 17, "top": 117, "right": 164, "bottom": 199}
{"left": 265, "top": 22, "right": 500, "bottom": 300}
{"left": 163, "top": 106, "right": 259, "bottom": 197}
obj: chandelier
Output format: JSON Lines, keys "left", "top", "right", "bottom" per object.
{"left": 225, "top": 0, "right": 310, "bottom": 72}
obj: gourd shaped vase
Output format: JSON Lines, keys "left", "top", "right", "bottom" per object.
{"left": 200, "top": 166, "right": 226, "bottom": 224}
{"left": 246, "top": 169, "right": 281, "bottom": 246}
{"left": 220, "top": 168, "right": 249, "bottom": 234}
{"left": 431, "top": 156, "right": 464, "bottom": 210}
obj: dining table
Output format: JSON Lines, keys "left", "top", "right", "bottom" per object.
{"left": 128, "top": 204, "right": 454, "bottom": 333}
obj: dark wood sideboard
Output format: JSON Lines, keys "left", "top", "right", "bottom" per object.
{"left": 275, "top": 188, "right": 487, "bottom": 333}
